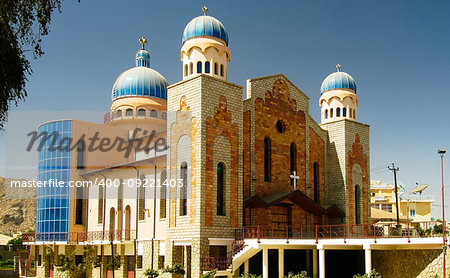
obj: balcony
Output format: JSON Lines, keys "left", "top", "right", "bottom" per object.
{"left": 104, "top": 110, "right": 166, "bottom": 124}
{"left": 373, "top": 196, "right": 388, "bottom": 202}
{"left": 22, "top": 230, "right": 136, "bottom": 243}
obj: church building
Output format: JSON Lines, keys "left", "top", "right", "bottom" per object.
{"left": 26, "top": 7, "right": 371, "bottom": 278}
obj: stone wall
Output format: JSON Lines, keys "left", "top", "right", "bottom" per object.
{"left": 372, "top": 249, "right": 441, "bottom": 278}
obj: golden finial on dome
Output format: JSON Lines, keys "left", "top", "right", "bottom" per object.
{"left": 202, "top": 6, "right": 208, "bottom": 15}
{"left": 139, "top": 36, "right": 148, "bottom": 49}
{"left": 336, "top": 64, "right": 341, "bottom": 72}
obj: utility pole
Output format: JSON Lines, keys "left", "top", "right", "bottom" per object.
{"left": 388, "top": 163, "right": 401, "bottom": 229}
{"left": 439, "top": 149, "right": 447, "bottom": 278}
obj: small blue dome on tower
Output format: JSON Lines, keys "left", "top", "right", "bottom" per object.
{"left": 182, "top": 6, "right": 229, "bottom": 45}
{"left": 112, "top": 37, "right": 168, "bottom": 101}
{"left": 320, "top": 65, "right": 357, "bottom": 94}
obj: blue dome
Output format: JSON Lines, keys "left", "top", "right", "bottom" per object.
{"left": 112, "top": 49, "right": 168, "bottom": 101}
{"left": 182, "top": 15, "right": 229, "bottom": 45}
{"left": 320, "top": 71, "right": 357, "bottom": 94}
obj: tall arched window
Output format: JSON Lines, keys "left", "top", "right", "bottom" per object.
{"left": 220, "top": 64, "right": 224, "bottom": 76}
{"left": 313, "top": 163, "right": 320, "bottom": 203}
{"left": 355, "top": 185, "right": 360, "bottom": 224}
{"left": 336, "top": 107, "right": 341, "bottom": 117}
{"left": 75, "top": 187, "right": 83, "bottom": 224}
{"left": 98, "top": 182, "right": 104, "bottom": 224}
{"left": 137, "top": 109, "right": 146, "bottom": 117}
{"left": 353, "top": 110, "right": 356, "bottom": 119}
{"left": 350, "top": 109, "right": 352, "bottom": 118}
{"left": 217, "top": 162, "right": 225, "bottom": 216}
{"left": 180, "top": 162, "right": 188, "bottom": 216}
{"left": 126, "top": 108, "right": 133, "bottom": 116}
{"left": 325, "top": 109, "right": 328, "bottom": 119}
{"left": 116, "top": 110, "right": 122, "bottom": 117}
{"left": 264, "top": 137, "right": 271, "bottom": 182}
{"left": 197, "top": 61, "right": 202, "bottom": 73}
{"left": 160, "top": 170, "right": 167, "bottom": 219}
{"left": 138, "top": 174, "right": 145, "bottom": 220}
{"left": 189, "top": 62, "right": 193, "bottom": 74}
{"left": 343, "top": 108, "right": 347, "bottom": 117}
{"left": 214, "top": 63, "right": 218, "bottom": 75}
{"left": 125, "top": 206, "right": 131, "bottom": 240}
{"left": 184, "top": 64, "right": 188, "bottom": 76}
{"left": 76, "top": 140, "right": 85, "bottom": 170}
{"left": 109, "top": 207, "right": 115, "bottom": 240}
{"left": 330, "top": 108, "right": 333, "bottom": 118}
{"left": 205, "top": 61, "right": 211, "bottom": 73}
{"left": 290, "top": 143, "right": 297, "bottom": 186}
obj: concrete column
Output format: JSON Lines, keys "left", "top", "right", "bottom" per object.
{"left": 306, "top": 250, "right": 311, "bottom": 274}
{"left": 278, "top": 249, "right": 284, "bottom": 278}
{"left": 244, "top": 260, "right": 249, "bottom": 273}
{"left": 364, "top": 247, "right": 372, "bottom": 274}
{"left": 312, "top": 249, "right": 318, "bottom": 278}
{"left": 318, "top": 248, "right": 325, "bottom": 278}
{"left": 262, "top": 249, "right": 269, "bottom": 278}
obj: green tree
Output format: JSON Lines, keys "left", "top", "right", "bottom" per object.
{"left": 239, "top": 273, "right": 262, "bottom": 278}
{"left": 285, "top": 271, "right": 310, "bottom": 278}
{"left": 0, "top": 0, "right": 63, "bottom": 130}
{"left": 144, "top": 268, "right": 160, "bottom": 278}
{"left": 200, "top": 269, "right": 217, "bottom": 278}
{"left": 353, "top": 269, "right": 382, "bottom": 278}
{"left": 7, "top": 237, "right": 23, "bottom": 251}
{"left": 162, "top": 264, "right": 185, "bottom": 275}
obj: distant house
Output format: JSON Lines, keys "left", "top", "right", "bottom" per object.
{"left": 370, "top": 180, "right": 434, "bottom": 229}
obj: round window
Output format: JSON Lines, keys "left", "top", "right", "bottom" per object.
{"left": 276, "top": 120, "right": 285, "bottom": 133}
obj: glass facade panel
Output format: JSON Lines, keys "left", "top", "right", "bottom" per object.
{"left": 36, "top": 120, "right": 72, "bottom": 241}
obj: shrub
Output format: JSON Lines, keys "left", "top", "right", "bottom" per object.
{"left": 353, "top": 269, "right": 381, "bottom": 278}
{"left": 285, "top": 271, "right": 310, "bottom": 278}
{"left": 144, "top": 268, "right": 160, "bottom": 278}
{"left": 162, "top": 263, "right": 185, "bottom": 275}
{"left": 240, "top": 273, "right": 262, "bottom": 278}
{"left": 201, "top": 269, "right": 217, "bottom": 278}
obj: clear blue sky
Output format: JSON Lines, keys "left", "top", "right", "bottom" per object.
{"left": 1, "top": 0, "right": 449, "bottom": 218}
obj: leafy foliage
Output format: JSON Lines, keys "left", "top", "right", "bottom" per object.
{"left": 7, "top": 236, "right": 23, "bottom": 251}
{"left": 107, "top": 254, "right": 121, "bottom": 271}
{"left": 0, "top": 0, "right": 62, "bottom": 129}
{"left": 144, "top": 268, "right": 160, "bottom": 278}
{"left": 239, "top": 273, "right": 262, "bottom": 278}
{"left": 285, "top": 271, "right": 310, "bottom": 278}
{"left": 353, "top": 269, "right": 382, "bottom": 278}
{"left": 200, "top": 269, "right": 217, "bottom": 278}
{"left": 162, "top": 263, "right": 185, "bottom": 275}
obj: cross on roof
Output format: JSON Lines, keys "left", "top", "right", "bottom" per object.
{"left": 202, "top": 6, "right": 208, "bottom": 15}
{"left": 139, "top": 36, "right": 148, "bottom": 49}
{"left": 290, "top": 170, "right": 300, "bottom": 190}
{"left": 336, "top": 64, "right": 341, "bottom": 72}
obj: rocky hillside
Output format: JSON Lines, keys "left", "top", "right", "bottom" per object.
{"left": 0, "top": 177, "right": 36, "bottom": 235}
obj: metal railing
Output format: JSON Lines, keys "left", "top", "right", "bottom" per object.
{"left": 200, "top": 257, "right": 232, "bottom": 271}
{"left": 22, "top": 230, "right": 136, "bottom": 243}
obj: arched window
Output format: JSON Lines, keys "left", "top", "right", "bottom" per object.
{"left": 350, "top": 109, "right": 352, "bottom": 118}
{"left": 125, "top": 206, "right": 131, "bottom": 240}
{"left": 325, "top": 109, "right": 328, "bottom": 119}
{"left": 330, "top": 108, "right": 333, "bottom": 118}
{"left": 126, "top": 108, "right": 133, "bottom": 117}
{"left": 184, "top": 64, "right": 188, "bottom": 76}
{"left": 116, "top": 110, "right": 122, "bottom": 117}
{"left": 205, "top": 61, "right": 211, "bottom": 73}
{"left": 220, "top": 64, "right": 224, "bottom": 76}
{"left": 355, "top": 185, "right": 360, "bottom": 224}
{"left": 214, "top": 63, "right": 218, "bottom": 75}
{"left": 197, "top": 61, "right": 202, "bottom": 73}
{"left": 290, "top": 143, "right": 297, "bottom": 186}
{"left": 313, "top": 163, "right": 320, "bottom": 203}
{"left": 160, "top": 170, "right": 167, "bottom": 219}
{"left": 150, "top": 110, "right": 157, "bottom": 118}
{"left": 343, "top": 108, "right": 347, "bottom": 117}
{"left": 180, "top": 162, "right": 188, "bottom": 216}
{"left": 264, "top": 137, "right": 271, "bottom": 182}
{"left": 353, "top": 110, "right": 356, "bottom": 118}
{"left": 109, "top": 207, "right": 116, "bottom": 234}
{"left": 217, "top": 162, "right": 225, "bottom": 216}
{"left": 76, "top": 140, "right": 85, "bottom": 170}
{"left": 137, "top": 109, "right": 146, "bottom": 117}
{"left": 336, "top": 107, "right": 341, "bottom": 117}
{"left": 138, "top": 174, "right": 145, "bottom": 220}
{"left": 98, "top": 182, "right": 104, "bottom": 224}
{"left": 189, "top": 62, "right": 193, "bottom": 74}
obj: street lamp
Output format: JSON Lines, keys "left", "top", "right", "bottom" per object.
{"left": 438, "top": 148, "right": 446, "bottom": 277}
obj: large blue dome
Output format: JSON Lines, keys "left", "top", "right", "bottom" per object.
{"left": 182, "top": 15, "right": 229, "bottom": 45}
{"left": 320, "top": 71, "right": 357, "bottom": 94}
{"left": 112, "top": 49, "right": 168, "bottom": 101}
